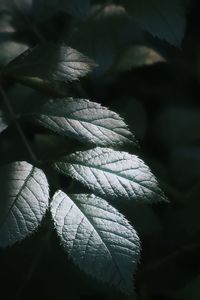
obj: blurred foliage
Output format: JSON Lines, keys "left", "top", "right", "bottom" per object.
{"left": 0, "top": 0, "right": 200, "bottom": 300}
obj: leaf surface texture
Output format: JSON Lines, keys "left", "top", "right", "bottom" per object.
{"left": 4, "top": 43, "right": 95, "bottom": 83}
{"left": 51, "top": 191, "right": 140, "bottom": 292}
{"left": 34, "top": 98, "right": 136, "bottom": 147}
{"left": 123, "top": 0, "right": 185, "bottom": 45}
{"left": 55, "top": 147, "right": 166, "bottom": 203}
{"left": 0, "top": 161, "right": 49, "bottom": 247}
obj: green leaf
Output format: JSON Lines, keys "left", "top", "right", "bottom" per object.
{"left": 122, "top": 0, "right": 186, "bottom": 46}
{"left": 0, "top": 161, "right": 49, "bottom": 247}
{"left": 4, "top": 43, "right": 96, "bottom": 84}
{"left": 68, "top": 4, "right": 136, "bottom": 77}
{"left": 34, "top": 98, "right": 137, "bottom": 147}
{"left": 51, "top": 191, "right": 140, "bottom": 292}
{"left": 54, "top": 147, "right": 166, "bottom": 203}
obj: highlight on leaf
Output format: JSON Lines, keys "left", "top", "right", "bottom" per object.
{"left": 33, "top": 97, "right": 137, "bottom": 148}
{"left": 4, "top": 43, "right": 96, "bottom": 85}
{"left": 0, "top": 161, "right": 49, "bottom": 247}
{"left": 51, "top": 191, "right": 140, "bottom": 293}
{"left": 54, "top": 147, "right": 166, "bottom": 203}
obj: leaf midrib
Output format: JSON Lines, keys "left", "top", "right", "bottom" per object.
{"left": 0, "top": 166, "right": 35, "bottom": 228}
{"left": 39, "top": 115, "right": 133, "bottom": 142}
{"left": 56, "top": 161, "right": 163, "bottom": 197}
{"left": 66, "top": 194, "right": 128, "bottom": 287}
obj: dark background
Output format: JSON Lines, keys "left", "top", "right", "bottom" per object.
{"left": 0, "top": 0, "right": 200, "bottom": 299}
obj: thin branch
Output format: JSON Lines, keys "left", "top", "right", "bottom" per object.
{"left": 0, "top": 83, "right": 37, "bottom": 163}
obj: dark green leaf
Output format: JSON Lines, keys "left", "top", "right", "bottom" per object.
{"left": 67, "top": 4, "right": 141, "bottom": 77}
{"left": 0, "top": 161, "right": 49, "bottom": 247}
{"left": 34, "top": 98, "right": 137, "bottom": 147}
{"left": 51, "top": 191, "right": 140, "bottom": 292}
{"left": 122, "top": 0, "right": 186, "bottom": 45}
{"left": 54, "top": 147, "right": 166, "bottom": 203}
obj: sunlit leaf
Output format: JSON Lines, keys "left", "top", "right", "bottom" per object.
{"left": 4, "top": 43, "right": 96, "bottom": 83}
{"left": 0, "top": 161, "right": 49, "bottom": 247}
{"left": 51, "top": 191, "right": 140, "bottom": 292}
{"left": 55, "top": 147, "right": 166, "bottom": 203}
{"left": 34, "top": 98, "right": 137, "bottom": 147}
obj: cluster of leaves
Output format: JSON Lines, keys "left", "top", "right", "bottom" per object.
{"left": 0, "top": 0, "right": 191, "bottom": 299}
{"left": 0, "top": 40, "right": 167, "bottom": 294}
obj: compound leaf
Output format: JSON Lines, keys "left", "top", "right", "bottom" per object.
{"left": 34, "top": 98, "right": 137, "bottom": 147}
{"left": 55, "top": 147, "right": 166, "bottom": 203}
{"left": 123, "top": 0, "right": 186, "bottom": 46}
{"left": 51, "top": 191, "right": 140, "bottom": 292}
{"left": 0, "top": 161, "right": 49, "bottom": 247}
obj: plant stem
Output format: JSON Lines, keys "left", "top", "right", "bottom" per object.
{"left": 0, "top": 84, "right": 37, "bottom": 163}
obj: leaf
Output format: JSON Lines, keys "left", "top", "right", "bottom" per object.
{"left": 122, "top": 0, "right": 186, "bottom": 46}
{"left": 68, "top": 4, "right": 141, "bottom": 77}
{"left": 0, "top": 110, "right": 9, "bottom": 133}
{"left": 0, "top": 161, "right": 49, "bottom": 247}
{"left": 54, "top": 147, "right": 166, "bottom": 203}
{"left": 0, "top": 3, "right": 28, "bottom": 67}
{"left": 34, "top": 98, "right": 137, "bottom": 147}
{"left": 51, "top": 191, "right": 140, "bottom": 292}
{"left": 115, "top": 46, "right": 166, "bottom": 72}
{"left": 4, "top": 43, "right": 96, "bottom": 84}
{"left": 0, "top": 40, "right": 28, "bottom": 68}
